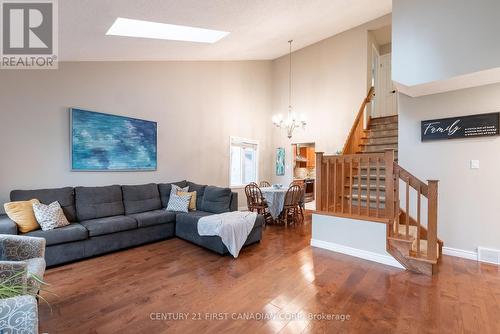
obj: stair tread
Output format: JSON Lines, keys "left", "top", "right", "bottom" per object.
{"left": 347, "top": 184, "right": 386, "bottom": 190}
{"left": 359, "top": 142, "right": 398, "bottom": 146}
{"left": 368, "top": 128, "right": 399, "bottom": 133}
{"left": 361, "top": 135, "right": 398, "bottom": 139}
{"left": 387, "top": 234, "right": 414, "bottom": 243}
{"left": 345, "top": 194, "right": 386, "bottom": 202}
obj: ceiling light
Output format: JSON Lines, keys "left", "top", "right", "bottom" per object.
{"left": 106, "top": 18, "right": 229, "bottom": 44}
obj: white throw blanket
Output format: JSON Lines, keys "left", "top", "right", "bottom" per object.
{"left": 198, "top": 211, "right": 258, "bottom": 258}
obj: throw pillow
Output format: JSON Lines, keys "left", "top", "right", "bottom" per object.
{"left": 166, "top": 193, "right": 192, "bottom": 213}
{"left": 177, "top": 191, "right": 197, "bottom": 211}
{"left": 3, "top": 199, "right": 41, "bottom": 233}
{"left": 32, "top": 201, "right": 70, "bottom": 231}
{"left": 170, "top": 184, "right": 189, "bottom": 196}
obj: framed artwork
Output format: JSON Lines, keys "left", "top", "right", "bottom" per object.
{"left": 276, "top": 147, "right": 285, "bottom": 176}
{"left": 70, "top": 108, "right": 157, "bottom": 171}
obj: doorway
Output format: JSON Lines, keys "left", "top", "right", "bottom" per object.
{"left": 375, "top": 53, "right": 397, "bottom": 117}
{"left": 291, "top": 142, "right": 316, "bottom": 210}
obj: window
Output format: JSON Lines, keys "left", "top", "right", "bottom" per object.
{"left": 230, "top": 137, "right": 258, "bottom": 187}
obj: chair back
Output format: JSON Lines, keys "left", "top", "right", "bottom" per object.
{"left": 259, "top": 181, "right": 271, "bottom": 188}
{"left": 283, "top": 185, "right": 302, "bottom": 207}
{"left": 245, "top": 183, "right": 265, "bottom": 208}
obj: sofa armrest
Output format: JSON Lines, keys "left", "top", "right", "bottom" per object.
{"left": 0, "top": 215, "right": 18, "bottom": 235}
{"left": 0, "top": 235, "right": 46, "bottom": 261}
{"left": 0, "top": 261, "right": 28, "bottom": 290}
{"left": 230, "top": 192, "right": 238, "bottom": 212}
{"left": 0, "top": 295, "right": 38, "bottom": 333}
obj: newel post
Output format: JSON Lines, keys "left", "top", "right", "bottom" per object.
{"left": 384, "top": 149, "right": 395, "bottom": 223}
{"left": 315, "top": 152, "right": 324, "bottom": 211}
{"left": 427, "top": 180, "right": 439, "bottom": 261}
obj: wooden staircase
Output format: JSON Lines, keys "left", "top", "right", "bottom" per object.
{"left": 359, "top": 115, "right": 398, "bottom": 161}
{"left": 315, "top": 88, "right": 442, "bottom": 275}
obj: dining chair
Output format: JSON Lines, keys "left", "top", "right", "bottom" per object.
{"left": 289, "top": 181, "right": 305, "bottom": 220}
{"left": 245, "top": 183, "right": 273, "bottom": 225}
{"left": 279, "top": 185, "right": 303, "bottom": 225}
{"left": 259, "top": 181, "right": 271, "bottom": 188}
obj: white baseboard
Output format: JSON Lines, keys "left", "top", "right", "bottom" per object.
{"left": 442, "top": 246, "right": 477, "bottom": 261}
{"left": 310, "top": 239, "right": 404, "bottom": 269}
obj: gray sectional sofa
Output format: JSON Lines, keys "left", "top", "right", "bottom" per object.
{"left": 0, "top": 181, "right": 263, "bottom": 266}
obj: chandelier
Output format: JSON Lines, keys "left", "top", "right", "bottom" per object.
{"left": 272, "top": 40, "right": 306, "bottom": 139}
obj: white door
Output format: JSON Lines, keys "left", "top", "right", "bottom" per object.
{"left": 376, "top": 53, "right": 397, "bottom": 117}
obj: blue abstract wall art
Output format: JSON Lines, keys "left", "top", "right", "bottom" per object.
{"left": 70, "top": 108, "right": 157, "bottom": 171}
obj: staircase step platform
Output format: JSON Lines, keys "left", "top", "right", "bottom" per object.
{"left": 346, "top": 194, "right": 386, "bottom": 203}
{"left": 366, "top": 129, "right": 398, "bottom": 136}
{"left": 361, "top": 136, "right": 398, "bottom": 145}
{"left": 360, "top": 142, "right": 398, "bottom": 147}
{"left": 347, "top": 183, "right": 386, "bottom": 191}
{"left": 347, "top": 174, "right": 386, "bottom": 180}
{"left": 369, "top": 123, "right": 398, "bottom": 131}
{"left": 369, "top": 115, "right": 398, "bottom": 125}
{"left": 387, "top": 234, "right": 414, "bottom": 243}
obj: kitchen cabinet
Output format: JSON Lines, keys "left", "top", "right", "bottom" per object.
{"left": 306, "top": 147, "right": 315, "bottom": 168}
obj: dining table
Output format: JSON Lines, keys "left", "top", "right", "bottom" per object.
{"left": 260, "top": 186, "right": 288, "bottom": 219}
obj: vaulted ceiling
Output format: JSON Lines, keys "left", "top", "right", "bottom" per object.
{"left": 59, "top": 0, "right": 391, "bottom": 61}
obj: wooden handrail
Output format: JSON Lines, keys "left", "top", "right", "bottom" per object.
{"left": 393, "top": 161, "right": 439, "bottom": 261}
{"left": 341, "top": 87, "right": 375, "bottom": 154}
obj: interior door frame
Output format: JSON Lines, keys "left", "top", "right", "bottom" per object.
{"left": 371, "top": 44, "right": 381, "bottom": 119}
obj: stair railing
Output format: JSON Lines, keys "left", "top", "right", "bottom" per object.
{"left": 392, "top": 163, "right": 439, "bottom": 261}
{"left": 316, "top": 149, "right": 439, "bottom": 262}
{"left": 341, "top": 87, "right": 375, "bottom": 154}
{"left": 315, "top": 149, "right": 394, "bottom": 223}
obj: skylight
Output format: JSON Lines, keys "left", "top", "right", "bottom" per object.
{"left": 106, "top": 18, "right": 230, "bottom": 44}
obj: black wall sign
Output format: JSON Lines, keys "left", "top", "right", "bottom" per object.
{"left": 421, "top": 112, "right": 500, "bottom": 141}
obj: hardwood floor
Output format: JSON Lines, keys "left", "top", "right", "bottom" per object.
{"left": 39, "top": 212, "right": 500, "bottom": 334}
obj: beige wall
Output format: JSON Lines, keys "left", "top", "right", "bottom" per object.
{"left": 399, "top": 83, "right": 500, "bottom": 252}
{"left": 270, "top": 14, "right": 391, "bottom": 184}
{"left": 0, "top": 61, "right": 273, "bottom": 211}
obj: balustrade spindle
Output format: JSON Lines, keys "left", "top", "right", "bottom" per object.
{"left": 405, "top": 177, "right": 410, "bottom": 237}
{"left": 358, "top": 157, "right": 362, "bottom": 216}
{"left": 349, "top": 159, "right": 353, "bottom": 215}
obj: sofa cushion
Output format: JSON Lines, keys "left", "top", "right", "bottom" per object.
{"left": 187, "top": 182, "right": 207, "bottom": 209}
{"left": 158, "top": 180, "right": 188, "bottom": 208}
{"left": 175, "top": 211, "right": 214, "bottom": 229}
{"left": 127, "top": 210, "right": 176, "bottom": 228}
{"left": 25, "top": 223, "right": 88, "bottom": 246}
{"left": 75, "top": 185, "right": 124, "bottom": 221}
{"left": 122, "top": 183, "right": 162, "bottom": 215}
{"left": 200, "top": 186, "right": 232, "bottom": 213}
{"left": 80, "top": 216, "right": 137, "bottom": 237}
{"left": 11, "top": 187, "right": 76, "bottom": 222}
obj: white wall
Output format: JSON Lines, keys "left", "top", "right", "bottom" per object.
{"left": 393, "top": 0, "right": 500, "bottom": 87}
{"left": 311, "top": 214, "right": 404, "bottom": 269}
{"left": 270, "top": 15, "right": 391, "bottom": 185}
{"left": 0, "top": 61, "right": 273, "bottom": 211}
{"left": 399, "top": 83, "right": 500, "bottom": 253}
